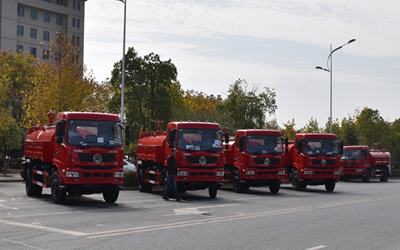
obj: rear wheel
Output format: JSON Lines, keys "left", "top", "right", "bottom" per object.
{"left": 232, "top": 170, "right": 244, "bottom": 193}
{"left": 269, "top": 182, "right": 281, "bottom": 194}
{"left": 291, "top": 170, "right": 303, "bottom": 191}
{"left": 379, "top": 168, "right": 389, "bottom": 182}
{"left": 25, "top": 168, "right": 42, "bottom": 197}
{"left": 51, "top": 171, "right": 66, "bottom": 204}
{"left": 103, "top": 189, "right": 119, "bottom": 203}
{"left": 208, "top": 186, "right": 218, "bottom": 198}
{"left": 325, "top": 179, "right": 336, "bottom": 192}
{"left": 138, "top": 168, "right": 153, "bottom": 193}
{"left": 361, "top": 169, "right": 371, "bottom": 182}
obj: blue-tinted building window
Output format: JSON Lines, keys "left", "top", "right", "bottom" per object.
{"left": 43, "top": 50, "right": 49, "bottom": 60}
{"left": 57, "top": 0, "right": 64, "bottom": 5}
{"left": 16, "top": 45, "right": 23, "bottom": 53}
{"left": 56, "top": 16, "right": 62, "bottom": 25}
{"left": 17, "top": 25, "right": 24, "bottom": 36}
{"left": 77, "top": 1, "right": 81, "bottom": 11}
{"left": 30, "top": 28, "right": 37, "bottom": 39}
{"left": 44, "top": 13, "right": 50, "bottom": 23}
{"left": 31, "top": 9, "right": 37, "bottom": 20}
{"left": 30, "top": 47, "right": 37, "bottom": 58}
{"left": 72, "top": 18, "right": 75, "bottom": 27}
{"left": 17, "top": 6, "right": 24, "bottom": 16}
{"left": 77, "top": 19, "right": 80, "bottom": 28}
{"left": 43, "top": 31, "right": 50, "bottom": 41}
{"left": 73, "top": 0, "right": 76, "bottom": 9}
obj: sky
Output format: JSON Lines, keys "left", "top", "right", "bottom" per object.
{"left": 83, "top": 0, "right": 400, "bottom": 129}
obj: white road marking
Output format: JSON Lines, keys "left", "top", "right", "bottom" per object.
{"left": 0, "top": 238, "right": 46, "bottom": 250}
{"left": 0, "top": 219, "right": 87, "bottom": 236}
{"left": 306, "top": 245, "right": 327, "bottom": 250}
{"left": 174, "top": 208, "right": 205, "bottom": 215}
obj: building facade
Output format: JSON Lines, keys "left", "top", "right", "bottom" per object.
{"left": 0, "top": 0, "right": 86, "bottom": 59}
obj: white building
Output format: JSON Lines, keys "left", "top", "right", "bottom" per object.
{"left": 0, "top": 0, "right": 86, "bottom": 59}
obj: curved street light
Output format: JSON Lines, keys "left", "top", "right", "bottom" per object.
{"left": 117, "top": 0, "right": 127, "bottom": 124}
{"left": 315, "top": 39, "right": 356, "bottom": 134}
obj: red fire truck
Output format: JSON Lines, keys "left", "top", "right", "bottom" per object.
{"left": 136, "top": 121, "right": 224, "bottom": 198}
{"left": 284, "top": 133, "right": 342, "bottom": 192}
{"left": 340, "top": 145, "right": 391, "bottom": 182}
{"left": 223, "top": 129, "right": 286, "bottom": 193}
{"left": 22, "top": 111, "right": 128, "bottom": 204}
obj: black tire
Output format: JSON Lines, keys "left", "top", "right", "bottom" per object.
{"left": 361, "top": 169, "right": 371, "bottom": 182}
{"left": 325, "top": 179, "right": 336, "bottom": 192}
{"left": 291, "top": 170, "right": 303, "bottom": 191}
{"left": 379, "top": 168, "right": 389, "bottom": 182}
{"left": 269, "top": 182, "right": 280, "bottom": 194}
{"left": 209, "top": 186, "right": 218, "bottom": 198}
{"left": 25, "top": 168, "right": 42, "bottom": 197}
{"left": 103, "top": 189, "right": 119, "bottom": 203}
{"left": 138, "top": 168, "right": 153, "bottom": 193}
{"left": 232, "top": 170, "right": 244, "bottom": 193}
{"left": 51, "top": 171, "right": 66, "bottom": 204}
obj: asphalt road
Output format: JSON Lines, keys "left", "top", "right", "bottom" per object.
{"left": 0, "top": 179, "right": 399, "bottom": 250}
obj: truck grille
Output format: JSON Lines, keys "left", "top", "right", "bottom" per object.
{"left": 311, "top": 159, "right": 335, "bottom": 165}
{"left": 78, "top": 153, "right": 116, "bottom": 163}
{"left": 186, "top": 156, "right": 218, "bottom": 164}
{"left": 254, "top": 158, "right": 280, "bottom": 165}
{"left": 343, "top": 162, "right": 357, "bottom": 166}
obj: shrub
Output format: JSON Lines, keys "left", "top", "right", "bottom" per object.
{"left": 123, "top": 171, "right": 137, "bottom": 186}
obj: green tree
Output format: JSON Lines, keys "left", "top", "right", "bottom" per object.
{"left": 301, "top": 117, "right": 321, "bottom": 133}
{"left": 356, "top": 108, "right": 387, "bottom": 147}
{"left": 0, "top": 110, "right": 23, "bottom": 174}
{"left": 340, "top": 116, "right": 359, "bottom": 145}
{"left": 217, "top": 79, "right": 277, "bottom": 133}
{"left": 109, "top": 47, "right": 178, "bottom": 155}
{"left": 281, "top": 119, "right": 300, "bottom": 140}
{"left": 323, "top": 118, "right": 341, "bottom": 137}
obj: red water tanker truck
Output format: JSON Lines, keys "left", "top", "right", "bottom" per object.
{"left": 22, "top": 111, "right": 129, "bottom": 204}
{"left": 284, "top": 133, "right": 342, "bottom": 192}
{"left": 222, "top": 129, "right": 286, "bottom": 193}
{"left": 340, "top": 145, "right": 391, "bottom": 182}
{"left": 136, "top": 121, "right": 224, "bottom": 198}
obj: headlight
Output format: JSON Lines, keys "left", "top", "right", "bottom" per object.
{"left": 304, "top": 170, "right": 313, "bottom": 175}
{"left": 246, "top": 171, "right": 255, "bottom": 175}
{"left": 66, "top": 171, "right": 79, "bottom": 178}
{"left": 114, "top": 172, "right": 124, "bottom": 178}
{"left": 216, "top": 171, "right": 224, "bottom": 176}
{"left": 356, "top": 169, "right": 362, "bottom": 172}
{"left": 278, "top": 171, "right": 286, "bottom": 175}
{"left": 334, "top": 171, "right": 340, "bottom": 175}
{"left": 177, "top": 171, "right": 188, "bottom": 176}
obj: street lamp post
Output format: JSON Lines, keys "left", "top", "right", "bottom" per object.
{"left": 316, "top": 39, "right": 356, "bottom": 134}
{"left": 117, "top": 0, "right": 127, "bottom": 124}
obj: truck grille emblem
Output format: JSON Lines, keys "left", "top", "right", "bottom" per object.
{"left": 321, "top": 159, "right": 327, "bottom": 166}
{"left": 199, "top": 156, "right": 207, "bottom": 166}
{"left": 93, "top": 153, "right": 102, "bottom": 164}
{"left": 264, "top": 158, "right": 271, "bottom": 166}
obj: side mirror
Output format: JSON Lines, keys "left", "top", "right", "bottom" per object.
{"left": 168, "top": 129, "right": 176, "bottom": 148}
{"left": 125, "top": 125, "right": 130, "bottom": 146}
{"left": 56, "top": 121, "right": 65, "bottom": 144}
{"left": 239, "top": 136, "right": 245, "bottom": 152}
{"left": 339, "top": 141, "right": 344, "bottom": 155}
{"left": 285, "top": 138, "right": 289, "bottom": 152}
{"left": 224, "top": 132, "right": 229, "bottom": 150}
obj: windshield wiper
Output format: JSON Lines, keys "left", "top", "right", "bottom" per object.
{"left": 185, "top": 147, "right": 196, "bottom": 152}
{"left": 100, "top": 142, "right": 114, "bottom": 149}
{"left": 76, "top": 142, "right": 89, "bottom": 149}
{"left": 205, "top": 147, "right": 222, "bottom": 152}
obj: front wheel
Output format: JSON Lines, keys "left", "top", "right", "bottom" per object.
{"left": 325, "top": 179, "right": 336, "bottom": 192}
{"left": 232, "top": 170, "right": 244, "bottom": 193}
{"left": 361, "top": 169, "right": 371, "bottom": 182}
{"left": 209, "top": 186, "right": 218, "bottom": 198}
{"left": 103, "top": 189, "right": 119, "bottom": 203}
{"left": 51, "top": 171, "right": 66, "bottom": 204}
{"left": 269, "top": 182, "right": 280, "bottom": 194}
{"left": 291, "top": 170, "right": 303, "bottom": 191}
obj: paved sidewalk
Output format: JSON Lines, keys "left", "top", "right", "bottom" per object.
{"left": 0, "top": 174, "right": 23, "bottom": 182}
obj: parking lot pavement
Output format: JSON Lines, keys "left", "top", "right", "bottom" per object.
{"left": 0, "top": 174, "right": 23, "bottom": 182}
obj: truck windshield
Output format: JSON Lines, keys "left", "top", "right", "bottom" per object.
{"left": 342, "top": 149, "right": 362, "bottom": 160}
{"left": 67, "top": 120, "right": 123, "bottom": 147}
{"left": 246, "top": 135, "right": 284, "bottom": 154}
{"left": 177, "top": 128, "right": 222, "bottom": 151}
{"left": 305, "top": 138, "right": 339, "bottom": 156}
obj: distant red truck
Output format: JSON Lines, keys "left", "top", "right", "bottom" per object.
{"left": 222, "top": 129, "right": 286, "bottom": 193}
{"left": 136, "top": 121, "right": 225, "bottom": 198}
{"left": 283, "top": 133, "right": 342, "bottom": 192}
{"left": 340, "top": 145, "right": 391, "bottom": 182}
